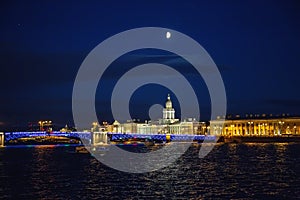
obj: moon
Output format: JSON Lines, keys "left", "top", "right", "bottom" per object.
{"left": 166, "top": 31, "right": 171, "bottom": 39}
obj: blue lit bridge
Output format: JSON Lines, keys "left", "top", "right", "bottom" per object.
{"left": 110, "top": 133, "right": 216, "bottom": 142}
{"left": 1, "top": 131, "right": 216, "bottom": 146}
{"left": 4, "top": 131, "right": 92, "bottom": 144}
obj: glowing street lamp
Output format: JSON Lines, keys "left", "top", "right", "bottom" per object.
{"left": 38, "top": 120, "right": 53, "bottom": 131}
{"left": 38, "top": 121, "right": 42, "bottom": 131}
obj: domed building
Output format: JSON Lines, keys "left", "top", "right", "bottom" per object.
{"left": 106, "top": 94, "right": 203, "bottom": 135}
{"left": 161, "top": 94, "right": 179, "bottom": 124}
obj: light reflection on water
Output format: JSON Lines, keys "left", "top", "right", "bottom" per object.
{"left": 0, "top": 143, "right": 299, "bottom": 199}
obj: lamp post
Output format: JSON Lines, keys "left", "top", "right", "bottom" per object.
{"left": 38, "top": 121, "right": 43, "bottom": 131}
{"left": 92, "top": 122, "right": 99, "bottom": 132}
{"left": 38, "top": 120, "right": 52, "bottom": 132}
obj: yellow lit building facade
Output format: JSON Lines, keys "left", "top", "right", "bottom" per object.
{"left": 210, "top": 117, "right": 300, "bottom": 136}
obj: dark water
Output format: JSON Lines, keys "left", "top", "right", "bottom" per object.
{"left": 0, "top": 143, "right": 300, "bottom": 199}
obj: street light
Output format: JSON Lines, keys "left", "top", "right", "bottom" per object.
{"left": 38, "top": 121, "right": 42, "bottom": 131}
{"left": 38, "top": 120, "right": 53, "bottom": 131}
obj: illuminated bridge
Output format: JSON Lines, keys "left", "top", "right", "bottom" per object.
{"left": 4, "top": 131, "right": 92, "bottom": 143}
{"left": 1, "top": 131, "right": 216, "bottom": 146}
{"left": 110, "top": 133, "right": 216, "bottom": 142}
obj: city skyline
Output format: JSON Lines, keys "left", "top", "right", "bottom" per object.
{"left": 3, "top": 92, "right": 300, "bottom": 132}
{"left": 1, "top": 2, "right": 300, "bottom": 199}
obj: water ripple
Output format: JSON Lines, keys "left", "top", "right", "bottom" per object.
{"left": 0, "top": 143, "right": 299, "bottom": 199}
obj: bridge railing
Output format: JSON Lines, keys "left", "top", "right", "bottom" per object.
{"left": 3, "top": 131, "right": 216, "bottom": 143}
{"left": 108, "top": 133, "right": 216, "bottom": 142}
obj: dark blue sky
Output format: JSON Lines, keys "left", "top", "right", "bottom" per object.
{"left": 0, "top": 0, "right": 300, "bottom": 129}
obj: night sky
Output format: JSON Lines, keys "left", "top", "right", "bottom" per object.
{"left": 0, "top": 1, "right": 300, "bottom": 130}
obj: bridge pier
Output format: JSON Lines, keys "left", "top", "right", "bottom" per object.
{"left": 92, "top": 132, "right": 108, "bottom": 145}
{"left": 0, "top": 132, "right": 4, "bottom": 147}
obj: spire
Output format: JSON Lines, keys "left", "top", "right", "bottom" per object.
{"left": 165, "top": 94, "right": 172, "bottom": 109}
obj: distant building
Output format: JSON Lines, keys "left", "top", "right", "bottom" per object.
{"left": 210, "top": 117, "right": 300, "bottom": 136}
{"left": 90, "top": 98, "right": 300, "bottom": 137}
{"left": 160, "top": 94, "right": 179, "bottom": 124}
{"left": 105, "top": 94, "right": 206, "bottom": 135}
{"left": 60, "top": 124, "right": 77, "bottom": 132}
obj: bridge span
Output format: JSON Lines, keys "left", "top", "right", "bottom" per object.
{"left": 0, "top": 131, "right": 216, "bottom": 146}
{"left": 4, "top": 131, "right": 91, "bottom": 144}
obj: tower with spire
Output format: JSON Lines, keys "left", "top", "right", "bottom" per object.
{"left": 161, "top": 94, "right": 179, "bottom": 124}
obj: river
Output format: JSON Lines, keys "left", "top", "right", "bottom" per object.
{"left": 0, "top": 143, "right": 299, "bottom": 199}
